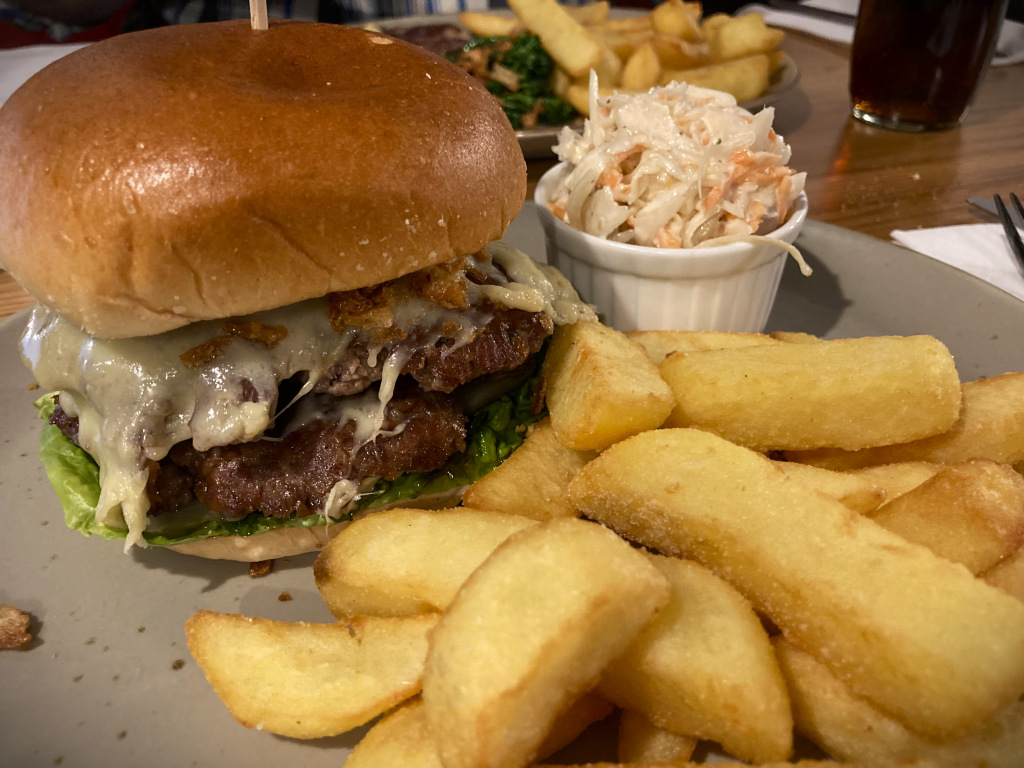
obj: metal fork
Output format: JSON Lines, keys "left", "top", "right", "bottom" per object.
{"left": 994, "top": 193, "right": 1024, "bottom": 277}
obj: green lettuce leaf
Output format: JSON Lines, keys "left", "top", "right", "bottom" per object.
{"left": 34, "top": 360, "right": 545, "bottom": 548}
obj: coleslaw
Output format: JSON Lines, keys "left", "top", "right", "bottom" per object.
{"left": 547, "top": 75, "right": 808, "bottom": 254}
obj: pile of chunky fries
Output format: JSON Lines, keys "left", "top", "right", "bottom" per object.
{"left": 187, "top": 320, "right": 1024, "bottom": 767}
{"left": 460, "top": 0, "right": 787, "bottom": 116}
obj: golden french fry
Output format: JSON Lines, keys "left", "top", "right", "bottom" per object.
{"left": 550, "top": 65, "right": 572, "bottom": 98}
{"left": 661, "top": 54, "right": 772, "bottom": 102}
{"left": 570, "top": 428, "right": 1024, "bottom": 738}
{"left": 700, "top": 11, "right": 731, "bottom": 39}
{"left": 346, "top": 693, "right": 614, "bottom": 768}
{"left": 786, "top": 371, "right": 1024, "bottom": 470}
{"left": 507, "top": 0, "right": 602, "bottom": 77}
{"left": 598, "top": 553, "right": 793, "bottom": 763}
{"left": 845, "top": 461, "right": 944, "bottom": 504}
{"left": 564, "top": 80, "right": 606, "bottom": 116}
{"left": 626, "top": 329, "right": 781, "bottom": 364}
{"left": 596, "top": 14, "right": 654, "bottom": 34}
{"left": 707, "top": 12, "right": 784, "bottom": 62}
{"left": 345, "top": 699, "right": 439, "bottom": 768}
{"left": 592, "top": 43, "right": 624, "bottom": 88}
{"left": 659, "top": 335, "right": 962, "bottom": 452}
{"left": 462, "top": 418, "right": 594, "bottom": 521}
{"left": 589, "top": 26, "right": 655, "bottom": 61}
{"left": 313, "top": 507, "right": 536, "bottom": 618}
{"left": 566, "top": 0, "right": 610, "bottom": 25}
{"left": 769, "top": 330, "right": 823, "bottom": 344}
{"left": 422, "top": 518, "right": 670, "bottom": 768}
{"left": 774, "top": 460, "right": 887, "bottom": 514}
{"left": 984, "top": 547, "right": 1024, "bottom": 604}
{"left": 618, "top": 708, "right": 698, "bottom": 764}
{"left": 652, "top": 33, "right": 711, "bottom": 70}
{"left": 543, "top": 320, "right": 675, "bottom": 451}
{"left": 458, "top": 11, "right": 520, "bottom": 38}
{"left": 774, "top": 636, "right": 1024, "bottom": 766}
{"left": 620, "top": 41, "right": 662, "bottom": 91}
{"left": 184, "top": 611, "right": 437, "bottom": 738}
{"left": 650, "top": 0, "right": 702, "bottom": 41}
{"left": 868, "top": 459, "right": 1024, "bottom": 574}
{"left": 537, "top": 691, "right": 616, "bottom": 757}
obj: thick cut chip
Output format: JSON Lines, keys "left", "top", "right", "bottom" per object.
{"left": 314, "top": 507, "right": 536, "bottom": 618}
{"left": 570, "top": 428, "right": 1024, "bottom": 738}
{"left": 463, "top": 418, "right": 594, "bottom": 521}
{"left": 346, "top": 694, "right": 613, "bottom": 768}
{"left": 774, "top": 636, "right": 1024, "bottom": 767}
{"left": 620, "top": 41, "right": 661, "bottom": 91}
{"left": 868, "top": 459, "right": 1024, "bottom": 574}
{"left": 845, "top": 461, "right": 943, "bottom": 505}
{"left": 984, "top": 547, "right": 1024, "bottom": 604}
{"left": 543, "top": 320, "right": 675, "bottom": 451}
{"left": 599, "top": 553, "right": 792, "bottom": 763}
{"left": 786, "top": 371, "right": 1024, "bottom": 469}
{"left": 768, "top": 330, "right": 823, "bottom": 344}
{"left": 626, "top": 330, "right": 780, "bottom": 364}
{"left": 650, "top": 0, "right": 702, "bottom": 40}
{"left": 774, "top": 460, "right": 886, "bottom": 514}
{"left": 706, "top": 12, "right": 784, "bottom": 61}
{"left": 507, "top": 0, "right": 602, "bottom": 76}
{"left": 458, "top": 11, "right": 520, "bottom": 37}
{"left": 659, "top": 335, "right": 962, "bottom": 452}
{"left": 618, "top": 709, "right": 698, "bottom": 763}
{"left": 661, "top": 54, "right": 773, "bottom": 103}
{"left": 422, "top": 517, "right": 670, "bottom": 768}
{"left": 184, "top": 611, "right": 437, "bottom": 738}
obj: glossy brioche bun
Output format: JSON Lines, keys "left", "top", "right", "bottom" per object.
{"left": 0, "top": 20, "right": 526, "bottom": 339}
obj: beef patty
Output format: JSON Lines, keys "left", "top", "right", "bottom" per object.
{"left": 49, "top": 302, "right": 550, "bottom": 521}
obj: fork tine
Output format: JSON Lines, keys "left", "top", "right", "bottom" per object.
{"left": 1011, "top": 193, "right": 1024, "bottom": 227}
{"left": 994, "top": 194, "right": 1024, "bottom": 277}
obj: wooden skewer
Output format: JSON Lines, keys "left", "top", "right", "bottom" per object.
{"left": 250, "top": 0, "right": 268, "bottom": 30}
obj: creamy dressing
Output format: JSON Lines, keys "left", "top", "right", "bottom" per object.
{"left": 21, "top": 245, "right": 594, "bottom": 548}
{"left": 547, "top": 75, "right": 806, "bottom": 248}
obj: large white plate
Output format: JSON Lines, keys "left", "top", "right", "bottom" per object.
{"left": 2, "top": 209, "right": 1023, "bottom": 766}
{"left": 372, "top": 14, "right": 801, "bottom": 159}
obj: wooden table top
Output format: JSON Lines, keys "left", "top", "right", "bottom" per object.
{"left": 2, "top": 30, "right": 1022, "bottom": 324}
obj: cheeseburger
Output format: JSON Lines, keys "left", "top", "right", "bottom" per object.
{"left": 0, "top": 20, "right": 593, "bottom": 561}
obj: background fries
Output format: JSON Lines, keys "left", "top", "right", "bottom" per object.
{"left": 187, "top": 322, "right": 1024, "bottom": 766}
{"left": 465, "top": 0, "right": 788, "bottom": 119}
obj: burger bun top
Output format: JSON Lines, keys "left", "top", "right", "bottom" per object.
{"left": 0, "top": 20, "right": 526, "bottom": 338}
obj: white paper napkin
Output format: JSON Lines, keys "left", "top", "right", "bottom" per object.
{"left": 890, "top": 225, "right": 1024, "bottom": 303}
{"left": 737, "top": 2, "right": 1024, "bottom": 66}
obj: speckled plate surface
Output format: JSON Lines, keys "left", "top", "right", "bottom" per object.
{"left": 2, "top": 209, "right": 1022, "bottom": 767}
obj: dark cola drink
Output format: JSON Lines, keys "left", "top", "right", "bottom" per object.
{"left": 849, "top": 0, "right": 1009, "bottom": 130}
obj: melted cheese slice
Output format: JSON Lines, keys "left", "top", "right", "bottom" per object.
{"left": 20, "top": 245, "right": 595, "bottom": 548}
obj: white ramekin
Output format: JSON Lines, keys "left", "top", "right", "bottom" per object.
{"left": 534, "top": 163, "right": 808, "bottom": 332}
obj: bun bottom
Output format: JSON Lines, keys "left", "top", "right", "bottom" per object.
{"left": 166, "top": 486, "right": 468, "bottom": 561}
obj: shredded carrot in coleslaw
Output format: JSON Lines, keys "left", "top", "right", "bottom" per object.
{"left": 547, "top": 74, "right": 807, "bottom": 254}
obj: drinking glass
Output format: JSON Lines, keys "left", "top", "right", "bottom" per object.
{"left": 850, "top": 0, "right": 1009, "bottom": 131}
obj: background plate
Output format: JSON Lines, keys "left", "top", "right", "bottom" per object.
{"left": 1, "top": 210, "right": 1022, "bottom": 767}
{"left": 371, "top": 14, "right": 800, "bottom": 159}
